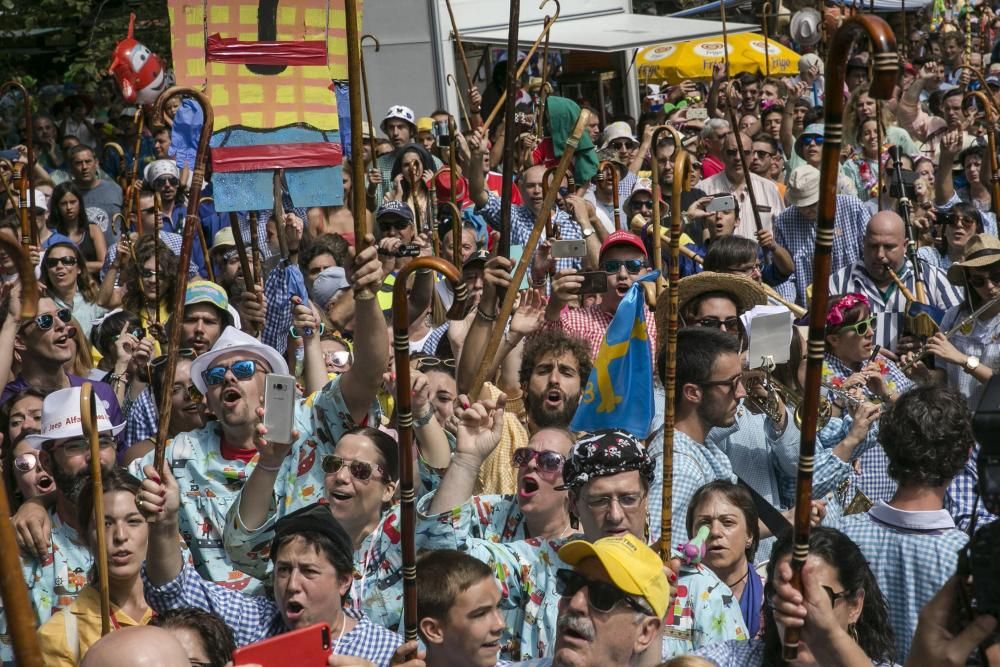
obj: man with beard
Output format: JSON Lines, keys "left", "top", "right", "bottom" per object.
{"left": 0, "top": 387, "right": 121, "bottom": 664}
{"left": 208, "top": 227, "right": 270, "bottom": 337}
{"left": 128, "top": 240, "right": 386, "bottom": 595}
{"left": 423, "top": 418, "right": 745, "bottom": 662}
{"left": 543, "top": 230, "right": 657, "bottom": 360}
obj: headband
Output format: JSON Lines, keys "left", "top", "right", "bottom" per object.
{"left": 826, "top": 293, "right": 869, "bottom": 329}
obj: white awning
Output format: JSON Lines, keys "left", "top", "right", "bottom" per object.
{"left": 455, "top": 6, "right": 757, "bottom": 53}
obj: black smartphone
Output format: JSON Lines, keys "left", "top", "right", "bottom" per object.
{"left": 578, "top": 271, "right": 608, "bottom": 295}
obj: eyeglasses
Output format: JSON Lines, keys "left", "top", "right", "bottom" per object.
{"left": 555, "top": 569, "right": 655, "bottom": 616}
{"left": 511, "top": 448, "right": 566, "bottom": 475}
{"left": 725, "top": 263, "right": 762, "bottom": 276}
{"left": 56, "top": 436, "right": 117, "bottom": 457}
{"left": 632, "top": 200, "right": 654, "bottom": 210}
{"left": 582, "top": 491, "right": 644, "bottom": 511}
{"left": 324, "top": 351, "right": 352, "bottom": 367}
{"left": 150, "top": 348, "right": 196, "bottom": 370}
{"left": 839, "top": 315, "right": 877, "bottom": 336}
{"left": 44, "top": 256, "right": 78, "bottom": 268}
{"left": 694, "top": 316, "right": 741, "bottom": 332}
{"left": 14, "top": 452, "right": 38, "bottom": 473}
{"left": 822, "top": 585, "right": 853, "bottom": 607}
{"left": 202, "top": 359, "right": 260, "bottom": 386}
{"left": 23, "top": 308, "right": 73, "bottom": 332}
{"left": 751, "top": 149, "right": 774, "bottom": 159}
{"left": 415, "top": 357, "right": 456, "bottom": 372}
{"left": 801, "top": 136, "right": 824, "bottom": 146}
{"left": 321, "top": 454, "right": 387, "bottom": 481}
{"left": 140, "top": 268, "right": 158, "bottom": 279}
{"left": 608, "top": 140, "right": 633, "bottom": 151}
{"left": 698, "top": 373, "right": 745, "bottom": 394}
{"left": 172, "top": 382, "right": 204, "bottom": 403}
{"left": 601, "top": 259, "right": 646, "bottom": 275}
{"left": 952, "top": 215, "right": 979, "bottom": 228}
{"left": 967, "top": 271, "right": 1000, "bottom": 288}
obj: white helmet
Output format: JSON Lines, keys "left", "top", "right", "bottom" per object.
{"left": 382, "top": 105, "right": 416, "bottom": 133}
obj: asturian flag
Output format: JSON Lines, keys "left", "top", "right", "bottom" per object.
{"left": 571, "top": 272, "right": 658, "bottom": 438}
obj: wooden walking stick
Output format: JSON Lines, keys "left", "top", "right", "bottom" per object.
{"left": 151, "top": 87, "right": 214, "bottom": 478}
{"left": 345, "top": 0, "right": 368, "bottom": 250}
{"left": 248, "top": 212, "right": 263, "bottom": 289}
{"left": 598, "top": 160, "right": 622, "bottom": 231}
{"left": 650, "top": 126, "right": 684, "bottom": 294}
{"left": 15, "top": 164, "right": 30, "bottom": 250}
{"left": 228, "top": 213, "right": 257, "bottom": 299}
{"left": 0, "top": 237, "right": 42, "bottom": 667}
{"left": 447, "top": 74, "right": 472, "bottom": 130}
{"left": 658, "top": 134, "right": 692, "bottom": 561}
{"left": 0, "top": 81, "right": 36, "bottom": 238}
{"left": 360, "top": 34, "right": 381, "bottom": 168}
{"left": 535, "top": 7, "right": 554, "bottom": 143}
{"left": 497, "top": 0, "right": 522, "bottom": 259}
{"left": 782, "top": 15, "right": 897, "bottom": 660}
{"left": 964, "top": 89, "right": 1000, "bottom": 210}
{"left": 468, "top": 109, "right": 590, "bottom": 399}
{"left": 444, "top": 201, "right": 464, "bottom": 264}
{"left": 443, "top": 0, "right": 475, "bottom": 92}
{"left": 448, "top": 115, "right": 461, "bottom": 262}
{"left": 153, "top": 192, "right": 162, "bottom": 325}
{"left": 103, "top": 142, "right": 128, "bottom": 190}
{"left": 81, "top": 382, "right": 112, "bottom": 636}
{"left": 393, "top": 257, "right": 468, "bottom": 643}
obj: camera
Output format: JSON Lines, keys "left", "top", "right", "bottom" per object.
{"left": 936, "top": 208, "right": 957, "bottom": 226}
{"left": 888, "top": 168, "right": 918, "bottom": 200}
{"left": 433, "top": 120, "right": 451, "bottom": 148}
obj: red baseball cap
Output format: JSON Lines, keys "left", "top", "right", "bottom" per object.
{"left": 599, "top": 230, "right": 648, "bottom": 259}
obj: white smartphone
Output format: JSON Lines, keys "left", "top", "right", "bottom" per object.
{"left": 263, "top": 374, "right": 297, "bottom": 444}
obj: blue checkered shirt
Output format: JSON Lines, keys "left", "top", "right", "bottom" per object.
{"left": 829, "top": 259, "right": 963, "bottom": 351}
{"left": 693, "top": 638, "right": 899, "bottom": 666}
{"left": 259, "top": 258, "right": 295, "bottom": 355}
{"left": 477, "top": 193, "right": 583, "bottom": 272}
{"left": 945, "top": 444, "right": 1000, "bottom": 532}
{"left": 421, "top": 322, "right": 450, "bottom": 356}
{"left": 830, "top": 503, "right": 968, "bottom": 662}
{"left": 143, "top": 562, "right": 402, "bottom": 662}
{"left": 774, "top": 195, "right": 871, "bottom": 308}
{"left": 123, "top": 387, "right": 158, "bottom": 448}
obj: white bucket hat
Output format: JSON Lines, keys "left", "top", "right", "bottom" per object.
{"left": 381, "top": 105, "right": 416, "bottom": 133}
{"left": 144, "top": 159, "right": 180, "bottom": 184}
{"left": 787, "top": 165, "right": 821, "bottom": 208}
{"left": 599, "top": 121, "right": 639, "bottom": 151}
{"left": 190, "top": 327, "right": 289, "bottom": 394}
{"left": 25, "top": 387, "right": 125, "bottom": 450}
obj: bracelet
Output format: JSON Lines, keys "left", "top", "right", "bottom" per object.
{"left": 254, "top": 460, "right": 282, "bottom": 472}
{"left": 476, "top": 306, "right": 497, "bottom": 322}
{"left": 109, "top": 373, "right": 128, "bottom": 385}
{"left": 413, "top": 410, "right": 435, "bottom": 428}
{"left": 289, "top": 323, "right": 325, "bottom": 339}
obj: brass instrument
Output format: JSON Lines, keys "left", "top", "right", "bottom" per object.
{"left": 743, "top": 370, "right": 873, "bottom": 431}
{"left": 762, "top": 283, "right": 807, "bottom": 318}
{"left": 899, "top": 291, "right": 1000, "bottom": 373}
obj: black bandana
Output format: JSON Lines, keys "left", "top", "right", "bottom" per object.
{"left": 558, "top": 429, "right": 655, "bottom": 491}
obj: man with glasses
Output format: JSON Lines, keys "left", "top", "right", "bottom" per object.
{"left": 2, "top": 295, "right": 125, "bottom": 434}
{"left": 695, "top": 131, "right": 785, "bottom": 240}
{"left": 127, "top": 242, "right": 387, "bottom": 594}
{"left": 144, "top": 160, "right": 186, "bottom": 235}
{"left": 0, "top": 387, "right": 123, "bottom": 663}
{"left": 830, "top": 210, "right": 961, "bottom": 352}
{"left": 775, "top": 165, "right": 871, "bottom": 309}
{"left": 544, "top": 231, "right": 657, "bottom": 360}
{"left": 748, "top": 134, "right": 785, "bottom": 198}
{"left": 506, "top": 534, "right": 668, "bottom": 667}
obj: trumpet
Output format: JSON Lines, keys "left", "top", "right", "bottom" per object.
{"left": 743, "top": 370, "right": 874, "bottom": 430}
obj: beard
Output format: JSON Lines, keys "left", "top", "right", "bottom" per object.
{"left": 696, "top": 395, "right": 737, "bottom": 429}
{"left": 526, "top": 387, "right": 581, "bottom": 429}
{"left": 48, "top": 458, "right": 104, "bottom": 501}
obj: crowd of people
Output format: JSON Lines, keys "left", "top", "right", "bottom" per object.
{"left": 0, "top": 9, "right": 999, "bottom": 667}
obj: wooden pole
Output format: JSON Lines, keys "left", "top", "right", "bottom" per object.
{"left": 15, "top": 165, "right": 30, "bottom": 250}
{"left": 449, "top": 116, "right": 461, "bottom": 263}
{"left": 659, "top": 137, "right": 692, "bottom": 560}
{"left": 650, "top": 126, "right": 683, "bottom": 295}
{"left": 443, "top": 0, "right": 475, "bottom": 91}
{"left": 964, "top": 90, "right": 1000, "bottom": 212}
{"left": 0, "top": 81, "right": 36, "bottom": 243}
{"left": 80, "top": 383, "right": 111, "bottom": 636}
{"left": 497, "top": 0, "right": 522, "bottom": 259}
{"left": 393, "top": 257, "right": 468, "bottom": 643}
{"left": 151, "top": 87, "right": 214, "bottom": 478}
{"left": 782, "top": 15, "right": 897, "bottom": 660}
{"left": 345, "top": 0, "right": 368, "bottom": 250}
{"left": 360, "top": 35, "right": 381, "bottom": 170}
{"left": 468, "top": 109, "right": 590, "bottom": 399}
{"left": 447, "top": 74, "right": 472, "bottom": 130}
{"left": 248, "top": 212, "right": 263, "bottom": 289}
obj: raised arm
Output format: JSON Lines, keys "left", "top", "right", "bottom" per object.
{"left": 137, "top": 463, "right": 184, "bottom": 586}
{"left": 340, "top": 234, "right": 389, "bottom": 422}
{"left": 456, "top": 255, "right": 513, "bottom": 395}
{"left": 467, "top": 128, "right": 490, "bottom": 208}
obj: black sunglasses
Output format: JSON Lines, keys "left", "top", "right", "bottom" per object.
{"left": 555, "top": 569, "right": 654, "bottom": 616}
{"left": 44, "top": 256, "right": 78, "bottom": 268}
{"left": 380, "top": 217, "right": 412, "bottom": 230}
{"left": 968, "top": 271, "right": 1000, "bottom": 288}
{"left": 601, "top": 259, "right": 646, "bottom": 275}
{"left": 694, "top": 316, "right": 741, "bottom": 332}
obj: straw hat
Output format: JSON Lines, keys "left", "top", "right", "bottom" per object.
{"left": 655, "top": 272, "right": 767, "bottom": 335}
{"left": 946, "top": 234, "right": 1000, "bottom": 285}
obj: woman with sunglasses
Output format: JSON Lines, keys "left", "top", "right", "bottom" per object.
{"left": 38, "top": 468, "right": 153, "bottom": 665}
{"left": 0, "top": 388, "right": 53, "bottom": 511}
{"left": 916, "top": 202, "right": 984, "bottom": 271}
{"left": 48, "top": 181, "right": 107, "bottom": 276}
{"left": 694, "top": 527, "right": 897, "bottom": 667}
{"left": 320, "top": 331, "right": 353, "bottom": 377}
{"left": 906, "top": 234, "right": 1000, "bottom": 409}
{"left": 40, "top": 241, "right": 107, "bottom": 341}
{"left": 824, "top": 293, "right": 913, "bottom": 508}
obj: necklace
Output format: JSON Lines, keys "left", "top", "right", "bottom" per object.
{"left": 725, "top": 566, "right": 750, "bottom": 591}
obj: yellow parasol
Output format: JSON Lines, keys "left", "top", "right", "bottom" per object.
{"left": 638, "top": 33, "right": 800, "bottom": 84}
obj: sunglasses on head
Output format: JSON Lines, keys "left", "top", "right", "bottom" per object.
{"left": 321, "top": 454, "right": 387, "bottom": 481}
{"left": 150, "top": 348, "right": 196, "bottom": 369}
{"left": 511, "top": 448, "right": 565, "bottom": 475}
{"left": 555, "top": 569, "right": 654, "bottom": 616}
{"left": 14, "top": 452, "right": 38, "bottom": 473}
{"left": 202, "top": 359, "right": 260, "bottom": 386}
{"left": 967, "top": 271, "right": 1000, "bottom": 288}
{"left": 44, "top": 256, "right": 78, "bottom": 268}
{"left": 24, "top": 308, "right": 73, "bottom": 332}
{"left": 601, "top": 259, "right": 646, "bottom": 275}
{"left": 839, "top": 315, "right": 877, "bottom": 336}
{"left": 415, "top": 357, "right": 456, "bottom": 372}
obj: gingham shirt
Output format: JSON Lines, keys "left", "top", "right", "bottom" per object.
{"left": 142, "top": 563, "right": 401, "bottom": 662}
{"left": 100, "top": 229, "right": 200, "bottom": 282}
{"left": 829, "top": 259, "right": 963, "bottom": 351}
{"left": 830, "top": 503, "right": 968, "bottom": 662}
{"left": 945, "top": 444, "right": 1000, "bottom": 532}
{"left": 538, "top": 303, "right": 657, "bottom": 361}
{"left": 694, "top": 638, "right": 898, "bottom": 666}
{"left": 421, "top": 322, "right": 450, "bottom": 356}
{"left": 774, "top": 195, "right": 871, "bottom": 308}
{"left": 936, "top": 303, "right": 1000, "bottom": 410}
{"left": 477, "top": 192, "right": 583, "bottom": 272}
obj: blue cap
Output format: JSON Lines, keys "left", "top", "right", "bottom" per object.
{"left": 376, "top": 200, "right": 414, "bottom": 223}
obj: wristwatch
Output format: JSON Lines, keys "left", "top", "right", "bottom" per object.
{"left": 581, "top": 228, "right": 595, "bottom": 239}
{"left": 964, "top": 355, "right": 981, "bottom": 373}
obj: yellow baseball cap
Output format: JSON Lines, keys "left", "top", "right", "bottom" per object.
{"left": 558, "top": 533, "right": 669, "bottom": 619}
{"left": 416, "top": 117, "right": 434, "bottom": 134}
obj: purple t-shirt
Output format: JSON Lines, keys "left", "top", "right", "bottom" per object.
{"left": 2, "top": 373, "right": 126, "bottom": 454}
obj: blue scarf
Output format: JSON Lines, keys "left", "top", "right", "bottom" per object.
{"left": 740, "top": 561, "right": 764, "bottom": 636}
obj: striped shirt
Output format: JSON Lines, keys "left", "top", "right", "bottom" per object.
{"left": 829, "top": 259, "right": 963, "bottom": 351}
{"left": 774, "top": 195, "right": 871, "bottom": 308}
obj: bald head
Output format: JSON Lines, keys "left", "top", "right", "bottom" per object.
{"left": 863, "top": 210, "right": 906, "bottom": 285}
{"left": 866, "top": 210, "right": 905, "bottom": 241}
{"left": 82, "top": 626, "right": 191, "bottom": 667}
{"left": 518, "top": 165, "right": 549, "bottom": 214}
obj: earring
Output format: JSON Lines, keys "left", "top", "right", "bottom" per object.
{"left": 847, "top": 623, "right": 859, "bottom": 643}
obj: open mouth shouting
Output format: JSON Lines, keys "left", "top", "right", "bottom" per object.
{"left": 284, "top": 599, "right": 306, "bottom": 624}
{"left": 518, "top": 475, "right": 540, "bottom": 500}
{"left": 221, "top": 387, "right": 243, "bottom": 409}
{"left": 544, "top": 388, "right": 564, "bottom": 410}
